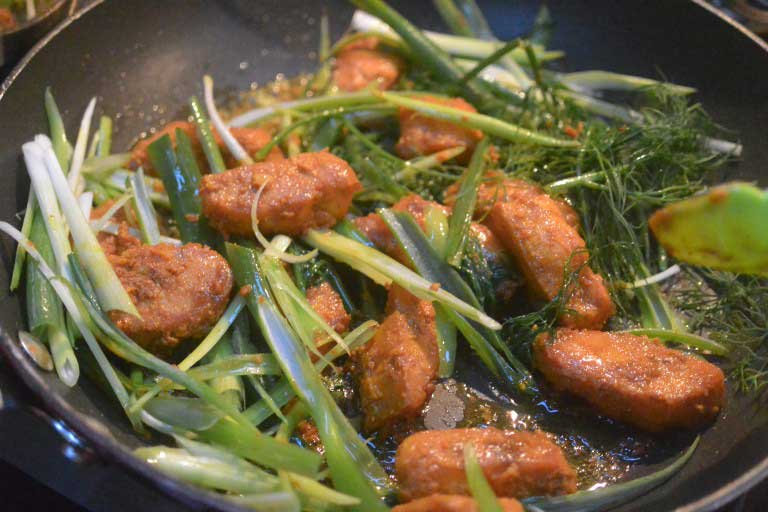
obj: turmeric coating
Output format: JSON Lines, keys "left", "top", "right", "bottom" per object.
{"left": 356, "top": 285, "right": 438, "bottom": 432}
{"left": 458, "top": 178, "right": 614, "bottom": 329}
{"left": 333, "top": 36, "right": 404, "bottom": 92}
{"left": 200, "top": 151, "right": 362, "bottom": 237}
{"left": 534, "top": 328, "right": 726, "bottom": 432}
{"left": 392, "top": 494, "right": 523, "bottom": 512}
{"left": 396, "top": 428, "right": 577, "bottom": 501}
{"left": 395, "top": 96, "right": 483, "bottom": 164}
{"left": 101, "top": 227, "right": 233, "bottom": 356}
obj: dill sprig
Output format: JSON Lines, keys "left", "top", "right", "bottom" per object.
{"left": 673, "top": 268, "right": 768, "bottom": 392}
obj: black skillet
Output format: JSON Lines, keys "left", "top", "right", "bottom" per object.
{"left": 0, "top": 1, "right": 767, "bottom": 510}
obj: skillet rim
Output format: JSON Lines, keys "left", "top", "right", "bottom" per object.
{"left": 1, "top": 1, "right": 767, "bottom": 511}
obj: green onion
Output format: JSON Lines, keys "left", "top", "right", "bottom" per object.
{"left": 35, "top": 138, "right": 139, "bottom": 317}
{"left": 26, "top": 212, "right": 78, "bottom": 386}
{"left": 89, "top": 193, "right": 132, "bottom": 233}
{"left": 226, "top": 243, "right": 391, "bottom": 510}
{"left": 349, "top": 1, "right": 494, "bottom": 106}
{"left": 444, "top": 137, "right": 489, "bottom": 266}
{"left": 621, "top": 328, "right": 728, "bottom": 355}
{"left": 80, "top": 153, "right": 131, "bottom": 178}
{"left": 22, "top": 141, "right": 73, "bottom": 279}
{"left": 459, "top": 39, "right": 522, "bottom": 85}
{"left": 254, "top": 105, "right": 393, "bottom": 162}
{"left": 378, "top": 209, "right": 533, "bottom": 390}
{"left": 195, "top": 414, "right": 320, "bottom": 477}
{"left": 128, "top": 168, "right": 161, "bottom": 245}
{"left": 67, "top": 98, "right": 97, "bottom": 195}
{"left": 100, "top": 169, "right": 170, "bottom": 209}
{"left": 203, "top": 75, "right": 254, "bottom": 165}
{"left": 559, "top": 70, "right": 695, "bottom": 96}
{"left": 0, "top": 222, "right": 131, "bottom": 411}
{"left": 203, "top": 336, "right": 245, "bottom": 411}
{"left": 350, "top": 9, "right": 562, "bottom": 64}
{"left": 243, "top": 320, "right": 378, "bottom": 425}
{"left": 190, "top": 95, "right": 227, "bottom": 174}
{"left": 44, "top": 88, "right": 73, "bottom": 170}
{"left": 230, "top": 313, "right": 289, "bottom": 424}
{"left": 305, "top": 228, "right": 501, "bottom": 330}
{"left": 147, "top": 132, "right": 206, "bottom": 244}
{"left": 260, "top": 252, "right": 347, "bottom": 357}
{"left": 134, "top": 447, "right": 279, "bottom": 494}
{"left": 433, "top": 0, "right": 474, "bottom": 37}
{"left": 437, "top": 0, "right": 532, "bottom": 88}
{"left": 128, "top": 295, "right": 245, "bottom": 414}
{"left": 9, "top": 189, "right": 36, "bottom": 291}
{"left": 228, "top": 92, "right": 380, "bottom": 128}
{"left": 378, "top": 92, "right": 579, "bottom": 147}
{"left": 424, "top": 203, "right": 450, "bottom": 259}
{"left": 309, "top": 117, "right": 342, "bottom": 152}
{"left": 523, "top": 438, "right": 699, "bottom": 512}
{"left": 96, "top": 116, "right": 113, "bottom": 156}
{"left": 33, "top": 136, "right": 139, "bottom": 316}
{"left": 464, "top": 444, "right": 504, "bottom": 512}
{"left": 184, "top": 354, "right": 281, "bottom": 382}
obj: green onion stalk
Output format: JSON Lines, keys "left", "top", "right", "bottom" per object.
{"left": 68, "top": 255, "right": 321, "bottom": 476}
{"left": 190, "top": 95, "right": 228, "bottom": 174}
{"left": 464, "top": 444, "right": 504, "bottom": 512}
{"left": 444, "top": 137, "right": 490, "bottom": 266}
{"left": 226, "top": 243, "right": 391, "bottom": 511}
{"left": 203, "top": 75, "right": 254, "bottom": 165}
{"left": 304, "top": 228, "right": 501, "bottom": 330}
{"left": 350, "top": 0, "right": 497, "bottom": 107}
{"left": 25, "top": 212, "right": 79, "bottom": 386}
{"left": 0, "top": 222, "right": 134, "bottom": 423}
{"left": 378, "top": 210, "right": 533, "bottom": 391}
{"left": 377, "top": 92, "right": 579, "bottom": 147}
{"left": 128, "top": 168, "right": 162, "bottom": 245}
{"left": 67, "top": 97, "right": 97, "bottom": 196}
{"left": 228, "top": 92, "right": 381, "bottom": 128}
{"left": 243, "top": 320, "right": 378, "bottom": 426}
{"left": 33, "top": 136, "right": 139, "bottom": 317}
{"left": 96, "top": 116, "right": 113, "bottom": 156}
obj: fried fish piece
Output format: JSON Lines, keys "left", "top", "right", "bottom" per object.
{"left": 105, "top": 239, "right": 233, "bottom": 357}
{"left": 333, "top": 36, "right": 404, "bottom": 92}
{"left": 533, "top": 328, "right": 726, "bottom": 432}
{"left": 395, "top": 96, "right": 482, "bottom": 164}
{"left": 396, "top": 428, "right": 577, "bottom": 501}
{"left": 200, "top": 151, "right": 361, "bottom": 237}
{"left": 392, "top": 494, "right": 523, "bottom": 512}
{"left": 356, "top": 285, "right": 438, "bottom": 432}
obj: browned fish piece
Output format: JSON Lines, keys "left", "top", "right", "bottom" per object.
{"left": 105, "top": 240, "right": 233, "bottom": 357}
{"left": 444, "top": 174, "right": 581, "bottom": 230}
{"left": 356, "top": 285, "right": 438, "bottom": 432}
{"left": 533, "top": 328, "right": 726, "bottom": 432}
{"left": 306, "top": 282, "right": 350, "bottom": 335}
{"left": 392, "top": 494, "right": 523, "bottom": 512}
{"left": 333, "top": 36, "right": 404, "bottom": 92}
{"left": 199, "top": 151, "right": 361, "bottom": 237}
{"left": 396, "top": 428, "right": 577, "bottom": 502}
{"left": 481, "top": 181, "right": 613, "bottom": 329}
{"left": 395, "top": 96, "right": 482, "bottom": 164}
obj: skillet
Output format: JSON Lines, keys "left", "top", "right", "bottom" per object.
{"left": 0, "top": 1, "right": 767, "bottom": 510}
